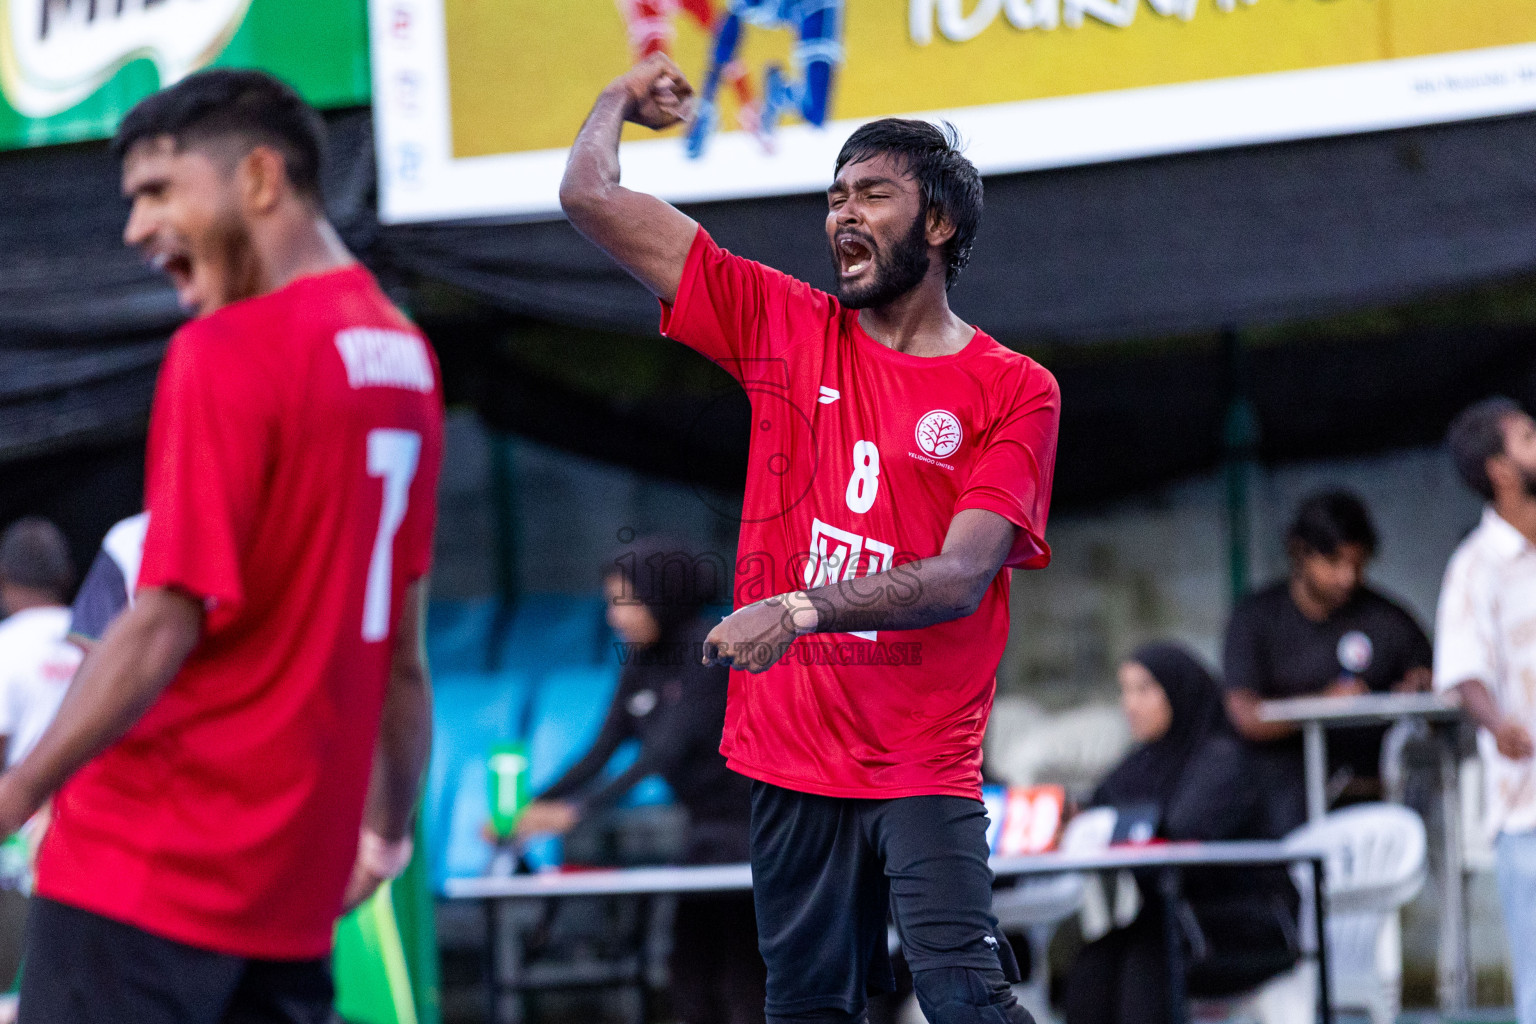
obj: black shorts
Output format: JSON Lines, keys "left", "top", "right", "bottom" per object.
{"left": 18, "top": 897, "right": 334, "bottom": 1024}
{"left": 749, "top": 781, "right": 1020, "bottom": 1017}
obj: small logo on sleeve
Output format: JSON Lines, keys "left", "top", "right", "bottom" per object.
{"left": 818, "top": 386, "right": 841, "bottom": 405}
{"left": 915, "top": 410, "right": 962, "bottom": 459}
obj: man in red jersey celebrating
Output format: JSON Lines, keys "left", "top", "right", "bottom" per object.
{"left": 0, "top": 70, "right": 444, "bottom": 1023}
{"left": 562, "top": 54, "right": 1057, "bottom": 1024}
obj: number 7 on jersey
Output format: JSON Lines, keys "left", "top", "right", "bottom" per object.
{"left": 363, "top": 428, "right": 422, "bottom": 642}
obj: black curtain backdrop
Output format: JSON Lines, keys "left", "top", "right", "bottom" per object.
{"left": 378, "top": 110, "right": 1536, "bottom": 342}
{"left": 432, "top": 314, "right": 1536, "bottom": 510}
{"left": 0, "top": 111, "right": 380, "bottom": 462}
{"left": 5, "top": 105, "right": 1536, "bottom": 545}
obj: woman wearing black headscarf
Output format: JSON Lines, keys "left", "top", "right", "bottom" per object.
{"left": 1062, "top": 644, "right": 1300, "bottom": 1024}
{"left": 515, "top": 537, "right": 763, "bottom": 1024}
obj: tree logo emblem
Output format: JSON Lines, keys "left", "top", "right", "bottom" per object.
{"left": 914, "top": 410, "right": 962, "bottom": 459}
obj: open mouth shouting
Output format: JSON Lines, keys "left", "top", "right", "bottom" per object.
{"left": 148, "top": 246, "right": 198, "bottom": 310}
{"left": 836, "top": 233, "right": 875, "bottom": 280}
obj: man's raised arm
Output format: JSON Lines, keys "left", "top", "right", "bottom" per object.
{"left": 560, "top": 54, "right": 701, "bottom": 305}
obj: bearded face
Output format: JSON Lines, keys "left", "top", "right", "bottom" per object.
{"left": 1492, "top": 412, "right": 1536, "bottom": 499}
{"left": 831, "top": 206, "right": 931, "bottom": 310}
{"left": 825, "top": 151, "right": 940, "bottom": 311}
{"left": 1521, "top": 464, "right": 1536, "bottom": 499}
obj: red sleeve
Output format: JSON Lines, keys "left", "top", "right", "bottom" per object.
{"left": 955, "top": 364, "right": 1060, "bottom": 570}
{"left": 138, "top": 323, "right": 277, "bottom": 633}
{"left": 659, "top": 226, "right": 834, "bottom": 384}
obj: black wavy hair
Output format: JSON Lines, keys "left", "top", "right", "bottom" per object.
{"left": 834, "top": 118, "right": 982, "bottom": 289}
{"left": 113, "top": 68, "right": 326, "bottom": 203}
{"left": 1287, "top": 490, "right": 1378, "bottom": 559}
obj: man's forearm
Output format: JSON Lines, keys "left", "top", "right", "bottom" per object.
{"left": 704, "top": 510, "right": 1015, "bottom": 674}
{"left": 1455, "top": 679, "right": 1503, "bottom": 732}
{"left": 1224, "top": 690, "right": 1296, "bottom": 742}
{"left": 557, "top": 56, "right": 698, "bottom": 303}
{"left": 5, "top": 590, "right": 198, "bottom": 818}
{"left": 560, "top": 86, "right": 631, "bottom": 221}
{"left": 795, "top": 510, "right": 1014, "bottom": 635}
{"left": 363, "top": 663, "right": 432, "bottom": 843}
{"left": 797, "top": 553, "right": 988, "bottom": 635}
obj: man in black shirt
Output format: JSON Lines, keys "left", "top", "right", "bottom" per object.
{"left": 1223, "top": 491, "right": 1432, "bottom": 831}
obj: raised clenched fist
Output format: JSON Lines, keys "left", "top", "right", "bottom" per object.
{"left": 612, "top": 52, "right": 696, "bottom": 131}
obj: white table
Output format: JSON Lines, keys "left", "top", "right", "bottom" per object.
{"left": 1260, "top": 692, "right": 1466, "bottom": 1011}
{"left": 446, "top": 841, "right": 1332, "bottom": 1024}
{"left": 447, "top": 863, "right": 752, "bottom": 899}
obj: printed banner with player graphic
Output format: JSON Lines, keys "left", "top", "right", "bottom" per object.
{"left": 372, "top": 0, "right": 1536, "bottom": 224}
{"left": 0, "top": 0, "right": 369, "bottom": 151}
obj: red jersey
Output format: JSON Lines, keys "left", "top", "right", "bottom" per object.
{"left": 661, "top": 229, "right": 1059, "bottom": 799}
{"left": 37, "top": 265, "right": 444, "bottom": 959}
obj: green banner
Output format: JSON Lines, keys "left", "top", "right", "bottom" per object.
{"left": 0, "top": 0, "right": 369, "bottom": 151}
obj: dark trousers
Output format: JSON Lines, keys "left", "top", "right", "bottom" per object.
{"left": 18, "top": 897, "right": 334, "bottom": 1024}
{"left": 671, "top": 893, "right": 767, "bottom": 1024}
{"left": 749, "top": 783, "right": 1024, "bottom": 1021}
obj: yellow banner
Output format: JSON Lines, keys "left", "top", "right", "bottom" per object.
{"left": 445, "top": 0, "right": 1536, "bottom": 160}
{"left": 369, "top": 0, "right": 1536, "bottom": 223}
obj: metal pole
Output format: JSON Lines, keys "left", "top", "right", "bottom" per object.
{"left": 483, "top": 899, "right": 498, "bottom": 1024}
{"left": 1312, "top": 857, "right": 1333, "bottom": 1024}
{"left": 1222, "top": 328, "right": 1259, "bottom": 606}
{"left": 487, "top": 431, "right": 520, "bottom": 673}
{"left": 1159, "top": 867, "right": 1188, "bottom": 1024}
{"left": 489, "top": 431, "right": 520, "bottom": 606}
{"left": 636, "top": 895, "right": 653, "bottom": 1024}
{"left": 1303, "top": 721, "right": 1327, "bottom": 822}
{"left": 1437, "top": 723, "right": 1470, "bottom": 1011}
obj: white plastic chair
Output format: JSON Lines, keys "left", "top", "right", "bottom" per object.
{"left": 989, "top": 807, "right": 1114, "bottom": 1022}
{"left": 1282, "top": 803, "right": 1428, "bottom": 1024}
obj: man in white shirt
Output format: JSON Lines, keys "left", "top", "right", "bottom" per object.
{"left": 0, "top": 512, "right": 150, "bottom": 783}
{"left": 0, "top": 519, "right": 76, "bottom": 778}
{"left": 0, "top": 517, "right": 75, "bottom": 1009}
{"left": 1435, "top": 396, "right": 1536, "bottom": 1024}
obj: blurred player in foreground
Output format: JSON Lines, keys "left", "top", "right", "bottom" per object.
{"left": 562, "top": 54, "right": 1058, "bottom": 1024}
{"left": 0, "top": 70, "right": 445, "bottom": 1023}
